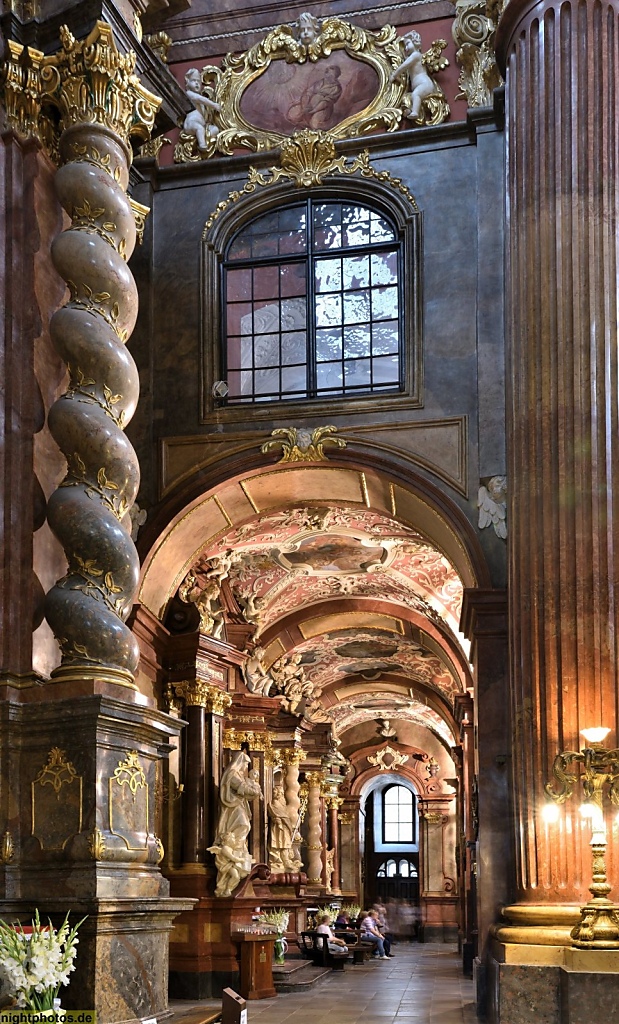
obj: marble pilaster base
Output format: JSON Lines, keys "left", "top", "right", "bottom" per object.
{"left": 487, "top": 945, "right": 619, "bottom": 1024}
{"left": 0, "top": 898, "right": 193, "bottom": 1023}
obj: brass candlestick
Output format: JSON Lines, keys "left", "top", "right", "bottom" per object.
{"left": 545, "top": 727, "right": 619, "bottom": 948}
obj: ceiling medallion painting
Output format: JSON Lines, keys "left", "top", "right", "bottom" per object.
{"left": 174, "top": 13, "right": 450, "bottom": 162}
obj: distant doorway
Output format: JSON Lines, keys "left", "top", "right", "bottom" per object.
{"left": 363, "top": 779, "right": 419, "bottom": 915}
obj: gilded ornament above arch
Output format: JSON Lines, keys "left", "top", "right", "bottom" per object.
{"left": 175, "top": 14, "right": 449, "bottom": 163}
{"left": 203, "top": 131, "right": 418, "bottom": 234}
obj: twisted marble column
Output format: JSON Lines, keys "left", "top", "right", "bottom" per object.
{"left": 283, "top": 748, "right": 303, "bottom": 867}
{"left": 306, "top": 771, "right": 324, "bottom": 885}
{"left": 41, "top": 23, "right": 160, "bottom": 686}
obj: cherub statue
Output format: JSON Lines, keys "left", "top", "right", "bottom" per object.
{"left": 477, "top": 475, "right": 507, "bottom": 539}
{"left": 207, "top": 831, "right": 253, "bottom": 898}
{"left": 178, "top": 572, "right": 225, "bottom": 639}
{"left": 389, "top": 31, "right": 450, "bottom": 126}
{"left": 390, "top": 31, "right": 438, "bottom": 122}
{"left": 238, "top": 589, "right": 264, "bottom": 631}
{"left": 293, "top": 11, "right": 320, "bottom": 46}
{"left": 243, "top": 646, "right": 272, "bottom": 696}
{"left": 183, "top": 68, "right": 221, "bottom": 153}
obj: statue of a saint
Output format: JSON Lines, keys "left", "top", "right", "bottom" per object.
{"left": 267, "top": 782, "right": 302, "bottom": 872}
{"left": 209, "top": 750, "right": 263, "bottom": 897}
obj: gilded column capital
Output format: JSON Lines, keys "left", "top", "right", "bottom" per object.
{"left": 174, "top": 680, "right": 232, "bottom": 714}
{"left": 328, "top": 796, "right": 344, "bottom": 811}
{"left": 280, "top": 747, "right": 306, "bottom": 766}
{"left": 1, "top": 21, "right": 160, "bottom": 162}
{"left": 306, "top": 770, "right": 326, "bottom": 788}
{"left": 452, "top": 0, "right": 503, "bottom": 108}
{"left": 42, "top": 22, "right": 160, "bottom": 151}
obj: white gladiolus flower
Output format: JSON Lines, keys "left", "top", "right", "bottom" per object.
{"left": 0, "top": 910, "right": 85, "bottom": 1011}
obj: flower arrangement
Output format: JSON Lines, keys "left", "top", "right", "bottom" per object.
{"left": 0, "top": 910, "right": 85, "bottom": 1011}
{"left": 341, "top": 904, "right": 362, "bottom": 922}
{"left": 257, "top": 909, "right": 289, "bottom": 965}
{"left": 257, "top": 908, "right": 289, "bottom": 935}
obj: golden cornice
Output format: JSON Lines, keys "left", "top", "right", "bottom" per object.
{"left": 1, "top": 21, "right": 160, "bottom": 163}
{"left": 203, "top": 131, "right": 418, "bottom": 234}
{"left": 174, "top": 679, "right": 232, "bottom": 713}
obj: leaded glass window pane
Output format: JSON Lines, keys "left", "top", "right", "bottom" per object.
{"left": 224, "top": 198, "right": 402, "bottom": 402}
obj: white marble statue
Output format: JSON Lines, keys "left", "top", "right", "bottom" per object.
{"left": 267, "top": 781, "right": 302, "bottom": 873}
{"left": 183, "top": 68, "right": 221, "bottom": 152}
{"left": 243, "top": 646, "right": 272, "bottom": 696}
{"left": 390, "top": 31, "right": 437, "bottom": 121}
{"left": 209, "top": 751, "right": 263, "bottom": 897}
{"left": 377, "top": 718, "right": 398, "bottom": 739}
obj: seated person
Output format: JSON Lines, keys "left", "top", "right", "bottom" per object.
{"left": 334, "top": 910, "right": 355, "bottom": 931}
{"left": 359, "top": 910, "right": 392, "bottom": 959}
{"left": 315, "top": 913, "right": 349, "bottom": 955}
{"left": 372, "top": 902, "right": 394, "bottom": 955}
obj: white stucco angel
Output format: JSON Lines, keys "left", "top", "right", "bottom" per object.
{"left": 390, "top": 31, "right": 444, "bottom": 123}
{"left": 183, "top": 68, "right": 221, "bottom": 152}
{"left": 243, "top": 646, "right": 272, "bottom": 695}
{"left": 477, "top": 475, "right": 507, "bottom": 539}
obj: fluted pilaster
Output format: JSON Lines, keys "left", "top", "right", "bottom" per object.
{"left": 498, "top": 0, "right": 619, "bottom": 907}
{"left": 40, "top": 23, "right": 160, "bottom": 686}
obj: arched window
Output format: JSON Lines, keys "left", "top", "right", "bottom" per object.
{"left": 382, "top": 784, "right": 414, "bottom": 845}
{"left": 386, "top": 859, "right": 397, "bottom": 877}
{"left": 223, "top": 199, "right": 403, "bottom": 403}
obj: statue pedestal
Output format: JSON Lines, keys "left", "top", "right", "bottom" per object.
{"left": 231, "top": 932, "right": 277, "bottom": 1000}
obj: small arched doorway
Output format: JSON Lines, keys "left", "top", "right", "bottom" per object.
{"left": 359, "top": 773, "right": 420, "bottom": 913}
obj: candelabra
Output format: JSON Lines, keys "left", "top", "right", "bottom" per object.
{"left": 545, "top": 727, "right": 619, "bottom": 948}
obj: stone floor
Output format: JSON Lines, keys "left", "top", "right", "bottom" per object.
{"left": 168, "top": 943, "right": 480, "bottom": 1024}
{"left": 248, "top": 944, "right": 479, "bottom": 1023}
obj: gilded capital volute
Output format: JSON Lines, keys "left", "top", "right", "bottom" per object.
{"left": 173, "top": 680, "right": 232, "bottom": 714}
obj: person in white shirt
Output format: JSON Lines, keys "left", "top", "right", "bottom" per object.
{"left": 315, "top": 913, "right": 348, "bottom": 954}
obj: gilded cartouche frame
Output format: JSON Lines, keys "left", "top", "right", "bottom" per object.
{"left": 210, "top": 17, "right": 409, "bottom": 154}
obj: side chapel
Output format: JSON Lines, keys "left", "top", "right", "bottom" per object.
{"left": 0, "top": 0, "right": 618, "bottom": 1022}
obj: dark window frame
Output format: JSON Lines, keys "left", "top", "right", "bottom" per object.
{"left": 222, "top": 198, "right": 404, "bottom": 404}
{"left": 201, "top": 177, "right": 423, "bottom": 425}
{"left": 381, "top": 783, "right": 416, "bottom": 846}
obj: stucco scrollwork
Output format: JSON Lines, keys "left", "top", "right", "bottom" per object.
{"left": 452, "top": 0, "right": 503, "bottom": 108}
{"left": 261, "top": 425, "right": 346, "bottom": 464}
